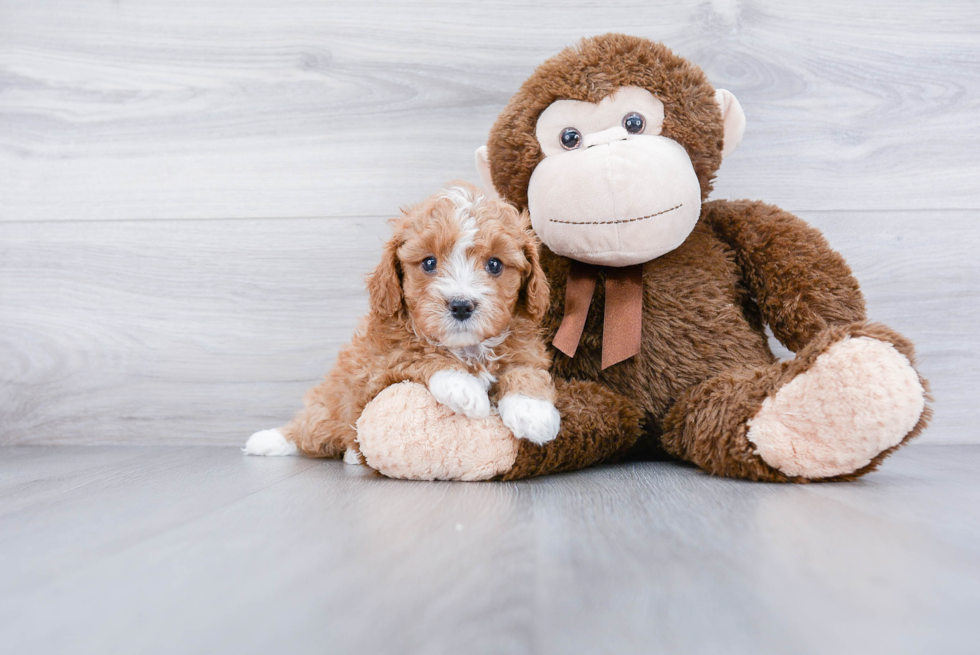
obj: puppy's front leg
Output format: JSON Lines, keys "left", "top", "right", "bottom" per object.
{"left": 428, "top": 369, "right": 492, "bottom": 419}
{"left": 496, "top": 366, "right": 561, "bottom": 445}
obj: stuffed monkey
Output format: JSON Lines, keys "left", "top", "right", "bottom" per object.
{"left": 356, "top": 33, "right": 930, "bottom": 482}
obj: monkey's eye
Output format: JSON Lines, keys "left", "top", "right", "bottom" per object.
{"left": 623, "top": 112, "right": 645, "bottom": 134}
{"left": 421, "top": 256, "right": 437, "bottom": 273}
{"left": 560, "top": 127, "right": 582, "bottom": 150}
{"left": 485, "top": 257, "right": 503, "bottom": 276}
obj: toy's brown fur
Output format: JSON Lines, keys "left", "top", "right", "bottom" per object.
{"left": 485, "top": 34, "right": 930, "bottom": 481}
{"left": 284, "top": 184, "right": 555, "bottom": 459}
{"left": 500, "top": 378, "right": 643, "bottom": 480}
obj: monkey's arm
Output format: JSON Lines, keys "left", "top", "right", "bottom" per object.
{"left": 702, "top": 199, "right": 866, "bottom": 352}
{"left": 355, "top": 375, "right": 642, "bottom": 480}
{"left": 499, "top": 378, "right": 642, "bottom": 479}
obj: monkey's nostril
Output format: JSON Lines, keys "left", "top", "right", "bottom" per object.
{"left": 448, "top": 298, "right": 476, "bottom": 321}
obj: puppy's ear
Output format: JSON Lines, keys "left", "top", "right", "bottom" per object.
{"left": 520, "top": 217, "right": 550, "bottom": 322}
{"left": 367, "top": 220, "right": 404, "bottom": 319}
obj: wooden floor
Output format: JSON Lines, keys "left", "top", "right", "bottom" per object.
{"left": 2, "top": 444, "right": 978, "bottom": 655}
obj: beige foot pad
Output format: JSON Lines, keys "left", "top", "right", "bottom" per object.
{"left": 356, "top": 381, "right": 519, "bottom": 481}
{"left": 747, "top": 336, "right": 926, "bottom": 479}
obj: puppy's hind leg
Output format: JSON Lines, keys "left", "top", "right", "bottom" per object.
{"left": 243, "top": 407, "right": 351, "bottom": 458}
{"left": 280, "top": 401, "right": 354, "bottom": 459}
{"left": 245, "top": 376, "right": 357, "bottom": 458}
{"left": 243, "top": 427, "right": 298, "bottom": 457}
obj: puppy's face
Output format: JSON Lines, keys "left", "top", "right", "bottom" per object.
{"left": 368, "top": 183, "right": 549, "bottom": 348}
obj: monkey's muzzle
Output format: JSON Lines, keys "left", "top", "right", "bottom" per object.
{"left": 527, "top": 135, "right": 702, "bottom": 267}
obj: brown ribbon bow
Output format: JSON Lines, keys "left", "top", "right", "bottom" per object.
{"left": 552, "top": 261, "right": 644, "bottom": 369}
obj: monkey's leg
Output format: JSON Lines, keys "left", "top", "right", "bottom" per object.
{"left": 660, "top": 322, "right": 931, "bottom": 482}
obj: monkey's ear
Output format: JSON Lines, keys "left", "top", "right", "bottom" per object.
{"left": 366, "top": 228, "right": 403, "bottom": 319}
{"left": 715, "top": 89, "right": 746, "bottom": 159}
{"left": 474, "top": 145, "right": 501, "bottom": 200}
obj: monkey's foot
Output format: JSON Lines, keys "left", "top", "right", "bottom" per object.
{"left": 746, "top": 335, "right": 926, "bottom": 479}
{"left": 356, "top": 382, "right": 518, "bottom": 481}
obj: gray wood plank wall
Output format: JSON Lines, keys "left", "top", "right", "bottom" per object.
{"left": 2, "top": 0, "right": 978, "bottom": 445}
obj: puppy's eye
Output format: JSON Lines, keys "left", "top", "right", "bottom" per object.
{"left": 560, "top": 127, "right": 582, "bottom": 150}
{"left": 623, "top": 112, "right": 645, "bottom": 134}
{"left": 485, "top": 257, "right": 503, "bottom": 276}
{"left": 421, "top": 256, "right": 437, "bottom": 273}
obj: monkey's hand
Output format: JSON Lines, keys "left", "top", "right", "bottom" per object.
{"left": 428, "top": 370, "right": 491, "bottom": 419}
{"left": 356, "top": 382, "right": 518, "bottom": 481}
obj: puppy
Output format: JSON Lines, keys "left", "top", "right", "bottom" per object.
{"left": 245, "top": 182, "right": 561, "bottom": 460}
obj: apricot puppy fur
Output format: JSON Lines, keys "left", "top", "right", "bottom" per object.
{"left": 245, "top": 182, "right": 560, "bottom": 460}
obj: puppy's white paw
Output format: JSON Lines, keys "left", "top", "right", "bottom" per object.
{"left": 498, "top": 395, "right": 561, "bottom": 445}
{"left": 343, "top": 448, "right": 364, "bottom": 466}
{"left": 428, "top": 370, "right": 491, "bottom": 419}
{"left": 243, "top": 428, "right": 298, "bottom": 456}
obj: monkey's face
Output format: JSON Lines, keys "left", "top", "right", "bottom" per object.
{"left": 479, "top": 35, "right": 746, "bottom": 268}
{"left": 527, "top": 87, "right": 703, "bottom": 266}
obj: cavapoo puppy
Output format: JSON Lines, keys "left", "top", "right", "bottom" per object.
{"left": 245, "top": 182, "right": 561, "bottom": 461}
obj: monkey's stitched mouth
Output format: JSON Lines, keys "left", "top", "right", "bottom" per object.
{"left": 549, "top": 203, "right": 683, "bottom": 226}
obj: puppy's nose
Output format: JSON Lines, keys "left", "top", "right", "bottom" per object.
{"left": 448, "top": 298, "right": 476, "bottom": 321}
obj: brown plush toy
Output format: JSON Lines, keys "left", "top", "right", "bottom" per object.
{"left": 356, "top": 33, "right": 930, "bottom": 482}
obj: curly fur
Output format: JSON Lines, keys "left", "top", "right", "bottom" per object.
{"left": 282, "top": 182, "right": 555, "bottom": 459}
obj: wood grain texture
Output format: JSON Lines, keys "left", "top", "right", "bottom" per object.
{"left": 0, "top": 215, "right": 389, "bottom": 444}
{"left": 1, "top": 210, "right": 975, "bottom": 445}
{"left": 1, "top": 445, "right": 978, "bottom": 654}
{"left": 1, "top": 0, "right": 979, "bottom": 221}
